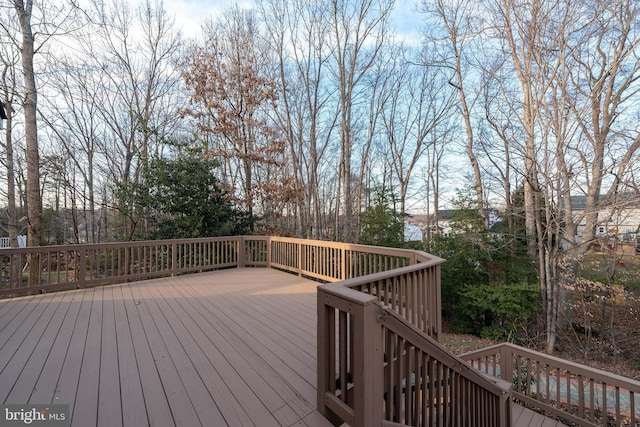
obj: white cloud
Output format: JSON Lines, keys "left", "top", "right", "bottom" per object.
{"left": 168, "top": 0, "right": 423, "bottom": 41}
{"left": 166, "top": 0, "right": 255, "bottom": 39}
{"left": 389, "top": 0, "right": 424, "bottom": 45}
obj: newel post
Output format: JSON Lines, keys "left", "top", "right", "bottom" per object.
{"left": 341, "top": 247, "right": 347, "bottom": 280}
{"left": 317, "top": 287, "right": 330, "bottom": 419}
{"left": 496, "top": 345, "right": 514, "bottom": 427}
{"left": 352, "top": 300, "right": 384, "bottom": 427}
{"left": 500, "top": 344, "right": 514, "bottom": 383}
{"left": 434, "top": 263, "right": 443, "bottom": 340}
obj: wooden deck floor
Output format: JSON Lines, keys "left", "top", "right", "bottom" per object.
{"left": 0, "top": 268, "right": 331, "bottom": 427}
{"left": 0, "top": 268, "right": 566, "bottom": 427}
{"left": 513, "top": 403, "right": 568, "bottom": 426}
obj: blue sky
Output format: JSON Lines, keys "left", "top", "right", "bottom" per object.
{"left": 167, "top": 0, "right": 425, "bottom": 41}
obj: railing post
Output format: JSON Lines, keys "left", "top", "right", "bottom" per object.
{"left": 78, "top": 247, "right": 86, "bottom": 289}
{"left": 317, "top": 288, "right": 345, "bottom": 425}
{"left": 266, "top": 237, "right": 272, "bottom": 269}
{"left": 171, "top": 242, "right": 178, "bottom": 277}
{"left": 496, "top": 380, "right": 513, "bottom": 427}
{"left": 500, "top": 344, "right": 514, "bottom": 383}
{"left": 352, "top": 301, "right": 384, "bottom": 427}
{"left": 238, "top": 237, "right": 246, "bottom": 268}
{"left": 499, "top": 343, "right": 514, "bottom": 427}
{"left": 434, "top": 263, "right": 442, "bottom": 340}
{"left": 341, "top": 247, "right": 346, "bottom": 280}
{"left": 297, "top": 241, "right": 302, "bottom": 276}
{"left": 317, "top": 288, "right": 329, "bottom": 419}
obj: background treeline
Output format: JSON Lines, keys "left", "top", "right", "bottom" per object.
{"left": 2, "top": 0, "right": 639, "bottom": 353}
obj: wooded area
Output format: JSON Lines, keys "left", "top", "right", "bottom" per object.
{"left": 1, "top": 0, "right": 639, "bottom": 355}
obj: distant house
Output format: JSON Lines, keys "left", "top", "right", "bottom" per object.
{"left": 0, "top": 235, "right": 27, "bottom": 248}
{"left": 0, "top": 101, "right": 6, "bottom": 130}
{"left": 409, "top": 209, "right": 501, "bottom": 239}
{"left": 404, "top": 221, "right": 424, "bottom": 242}
{"left": 565, "top": 194, "right": 640, "bottom": 251}
{"left": 429, "top": 210, "right": 457, "bottom": 237}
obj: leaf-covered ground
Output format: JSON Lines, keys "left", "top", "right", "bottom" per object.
{"left": 441, "top": 290, "right": 640, "bottom": 382}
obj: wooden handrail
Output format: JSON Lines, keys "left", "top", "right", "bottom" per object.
{"left": 9, "top": 236, "right": 631, "bottom": 426}
{"left": 317, "top": 276, "right": 511, "bottom": 427}
{"left": 380, "top": 309, "right": 511, "bottom": 398}
{"left": 461, "top": 342, "right": 640, "bottom": 427}
{"left": 379, "top": 308, "right": 512, "bottom": 426}
{"left": 0, "top": 236, "right": 439, "bottom": 300}
{"left": 1, "top": 236, "right": 505, "bottom": 426}
{"left": 312, "top": 238, "right": 516, "bottom": 427}
{"left": 0, "top": 237, "right": 245, "bottom": 297}
{"left": 318, "top": 258, "right": 445, "bottom": 339}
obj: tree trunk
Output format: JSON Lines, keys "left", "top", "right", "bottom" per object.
{"left": 14, "top": 0, "right": 42, "bottom": 288}
{"left": 3, "top": 101, "right": 18, "bottom": 248}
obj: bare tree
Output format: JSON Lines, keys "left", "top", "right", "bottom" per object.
{"left": 83, "top": 0, "right": 183, "bottom": 240}
{"left": 258, "top": 0, "right": 338, "bottom": 238}
{"left": 11, "top": 0, "right": 42, "bottom": 254}
{"left": 563, "top": 0, "right": 640, "bottom": 260}
{"left": 458, "top": 0, "right": 640, "bottom": 352}
{"left": 480, "top": 68, "right": 517, "bottom": 240}
{"left": 0, "top": 14, "right": 22, "bottom": 249}
{"left": 380, "top": 45, "right": 455, "bottom": 221}
{"left": 429, "top": 0, "right": 488, "bottom": 226}
{"left": 329, "top": 0, "right": 394, "bottom": 242}
{"left": 41, "top": 58, "right": 105, "bottom": 243}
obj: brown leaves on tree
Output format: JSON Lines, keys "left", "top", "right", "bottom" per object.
{"left": 180, "top": 10, "right": 290, "bottom": 221}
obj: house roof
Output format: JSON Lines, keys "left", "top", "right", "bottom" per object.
{"left": 570, "top": 193, "right": 640, "bottom": 210}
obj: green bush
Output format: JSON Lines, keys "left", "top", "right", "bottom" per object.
{"left": 359, "top": 186, "right": 404, "bottom": 248}
{"left": 146, "top": 154, "right": 254, "bottom": 239}
{"left": 427, "top": 234, "right": 489, "bottom": 320}
{"left": 114, "top": 145, "right": 254, "bottom": 240}
{"left": 459, "top": 281, "right": 539, "bottom": 340}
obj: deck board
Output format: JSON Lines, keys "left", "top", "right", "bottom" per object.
{"left": 98, "top": 285, "right": 123, "bottom": 427}
{"left": 119, "top": 284, "right": 173, "bottom": 426}
{"left": 177, "top": 276, "right": 319, "bottom": 408}
{"left": 53, "top": 287, "right": 94, "bottom": 416}
{"left": 145, "top": 282, "right": 253, "bottom": 426}
{"left": 126, "top": 282, "right": 202, "bottom": 427}
{"left": 5, "top": 291, "right": 71, "bottom": 404}
{"left": 0, "top": 267, "right": 566, "bottom": 427}
{"left": 112, "top": 285, "right": 148, "bottom": 427}
{"left": 513, "top": 402, "right": 568, "bottom": 426}
{"left": 29, "top": 289, "right": 84, "bottom": 405}
{"left": 0, "top": 292, "right": 61, "bottom": 403}
{"left": 133, "top": 279, "right": 228, "bottom": 426}
{"left": 73, "top": 287, "right": 103, "bottom": 426}
{"left": 163, "top": 288, "right": 273, "bottom": 426}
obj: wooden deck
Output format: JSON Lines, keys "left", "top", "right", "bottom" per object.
{"left": 0, "top": 268, "right": 565, "bottom": 426}
{"left": 513, "top": 403, "right": 568, "bottom": 426}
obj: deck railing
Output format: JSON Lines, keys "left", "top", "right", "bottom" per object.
{"left": 312, "top": 242, "right": 516, "bottom": 427}
{"left": 317, "top": 280, "right": 512, "bottom": 427}
{"left": 10, "top": 237, "right": 616, "bottom": 426}
{"left": 461, "top": 342, "right": 640, "bottom": 427}
{"left": 269, "top": 237, "right": 420, "bottom": 282}
{"left": 0, "top": 237, "right": 267, "bottom": 297}
{"left": 0, "top": 235, "right": 422, "bottom": 295}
